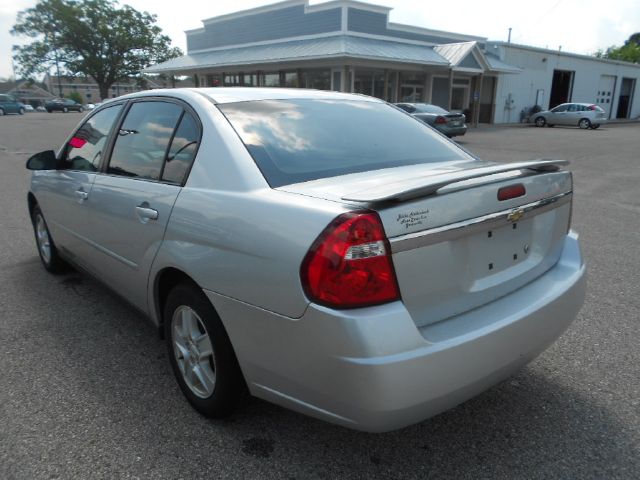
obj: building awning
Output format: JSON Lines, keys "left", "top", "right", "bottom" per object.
{"left": 434, "top": 41, "right": 489, "bottom": 72}
{"left": 145, "top": 35, "right": 450, "bottom": 74}
{"left": 433, "top": 41, "right": 521, "bottom": 74}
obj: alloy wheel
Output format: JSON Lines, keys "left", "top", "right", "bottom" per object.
{"left": 171, "top": 306, "right": 216, "bottom": 398}
{"left": 35, "top": 214, "right": 51, "bottom": 264}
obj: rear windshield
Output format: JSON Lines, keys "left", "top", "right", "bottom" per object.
{"left": 412, "top": 103, "right": 448, "bottom": 114}
{"left": 218, "top": 99, "right": 470, "bottom": 187}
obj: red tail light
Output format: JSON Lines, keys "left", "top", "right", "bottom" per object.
{"left": 435, "top": 116, "right": 447, "bottom": 125}
{"left": 497, "top": 183, "right": 526, "bottom": 201}
{"left": 300, "top": 211, "right": 400, "bottom": 309}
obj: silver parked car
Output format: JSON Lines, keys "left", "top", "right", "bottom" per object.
{"left": 395, "top": 102, "right": 467, "bottom": 137}
{"left": 26, "top": 88, "right": 585, "bottom": 432}
{"left": 531, "top": 102, "right": 607, "bottom": 129}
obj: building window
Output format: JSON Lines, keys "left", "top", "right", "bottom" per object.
{"left": 332, "top": 71, "right": 341, "bottom": 92}
{"left": 299, "top": 69, "right": 330, "bottom": 90}
{"left": 262, "top": 72, "right": 280, "bottom": 87}
{"left": 284, "top": 72, "right": 298, "bottom": 88}
{"left": 224, "top": 74, "right": 242, "bottom": 86}
{"left": 206, "top": 74, "right": 222, "bottom": 87}
{"left": 244, "top": 73, "right": 258, "bottom": 87}
{"left": 354, "top": 70, "right": 385, "bottom": 99}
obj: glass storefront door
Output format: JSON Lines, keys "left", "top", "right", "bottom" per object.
{"left": 399, "top": 85, "right": 424, "bottom": 102}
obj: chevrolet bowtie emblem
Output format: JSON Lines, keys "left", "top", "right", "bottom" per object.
{"left": 507, "top": 208, "right": 525, "bottom": 222}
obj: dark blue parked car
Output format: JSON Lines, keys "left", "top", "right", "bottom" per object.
{"left": 0, "top": 94, "right": 25, "bottom": 115}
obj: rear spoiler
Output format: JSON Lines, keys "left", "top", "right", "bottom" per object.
{"left": 341, "top": 159, "right": 569, "bottom": 203}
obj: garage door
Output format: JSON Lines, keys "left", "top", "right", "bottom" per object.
{"left": 596, "top": 75, "right": 616, "bottom": 117}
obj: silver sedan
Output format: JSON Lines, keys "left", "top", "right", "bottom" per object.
{"left": 26, "top": 88, "right": 586, "bottom": 432}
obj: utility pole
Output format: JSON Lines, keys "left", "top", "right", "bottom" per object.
{"left": 507, "top": 27, "right": 512, "bottom": 43}
{"left": 55, "top": 53, "right": 63, "bottom": 97}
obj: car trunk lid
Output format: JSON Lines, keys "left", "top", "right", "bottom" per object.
{"left": 280, "top": 159, "right": 572, "bottom": 328}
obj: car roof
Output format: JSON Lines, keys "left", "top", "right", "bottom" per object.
{"left": 115, "top": 87, "right": 383, "bottom": 104}
{"left": 558, "top": 102, "right": 595, "bottom": 106}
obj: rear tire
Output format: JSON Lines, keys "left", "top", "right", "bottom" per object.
{"left": 78, "top": 107, "right": 84, "bottom": 113}
{"left": 0, "top": 108, "right": 5, "bottom": 116}
{"left": 63, "top": 107, "right": 68, "bottom": 113}
{"left": 31, "top": 204, "right": 71, "bottom": 274}
{"left": 19, "top": 108, "right": 25, "bottom": 115}
{"left": 578, "top": 118, "right": 591, "bottom": 129}
{"left": 534, "top": 116, "right": 546, "bottom": 127}
{"left": 165, "top": 283, "right": 245, "bottom": 418}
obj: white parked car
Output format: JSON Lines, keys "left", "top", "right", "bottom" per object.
{"left": 531, "top": 103, "right": 607, "bottom": 129}
{"left": 25, "top": 88, "right": 586, "bottom": 432}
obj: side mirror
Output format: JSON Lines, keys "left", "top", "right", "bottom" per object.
{"left": 26, "top": 150, "right": 58, "bottom": 170}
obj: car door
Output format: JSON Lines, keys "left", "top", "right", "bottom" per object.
{"left": 548, "top": 104, "right": 568, "bottom": 124}
{"left": 32, "top": 103, "right": 124, "bottom": 264}
{"left": 81, "top": 99, "right": 200, "bottom": 313}
{"left": 565, "top": 104, "right": 579, "bottom": 125}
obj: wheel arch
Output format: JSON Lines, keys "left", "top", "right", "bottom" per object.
{"left": 27, "top": 192, "right": 38, "bottom": 218}
{"left": 153, "top": 267, "right": 202, "bottom": 338}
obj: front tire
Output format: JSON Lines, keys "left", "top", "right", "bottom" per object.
{"left": 31, "top": 204, "right": 70, "bottom": 274}
{"left": 0, "top": 108, "right": 5, "bottom": 116}
{"left": 165, "top": 283, "right": 245, "bottom": 418}
{"left": 78, "top": 107, "right": 84, "bottom": 113}
{"left": 578, "top": 118, "right": 591, "bottom": 129}
{"left": 63, "top": 107, "right": 68, "bottom": 113}
{"left": 19, "top": 108, "right": 25, "bottom": 115}
{"left": 534, "top": 116, "right": 546, "bottom": 127}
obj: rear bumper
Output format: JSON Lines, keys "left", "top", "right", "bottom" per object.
{"left": 437, "top": 124, "right": 467, "bottom": 137}
{"left": 207, "top": 232, "right": 585, "bottom": 432}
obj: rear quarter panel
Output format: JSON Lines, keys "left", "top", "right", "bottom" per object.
{"left": 151, "top": 187, "right": 347, "bottom": 320}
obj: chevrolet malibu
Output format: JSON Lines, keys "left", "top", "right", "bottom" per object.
{"left": 26, "top": 88, "right": 586, "bottom": 432}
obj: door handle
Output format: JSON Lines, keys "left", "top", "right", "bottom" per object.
{"left": 135, "top": 205, "right": 158, "bottom": 222}
{"left": 75, "top": 189, "right": 88, "bottom": 201}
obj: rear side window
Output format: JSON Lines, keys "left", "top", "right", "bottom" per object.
{"left": 108, "top": 101, "right": 182, "bottom": 180}
{"left": 61, "top": 104, "right": 123, "bottom": 171}
{"left": 162, "top": 112, "right": 199, "bottom": 184}
{"left": 219, "top": 99, "right": 470, "bottom": 187}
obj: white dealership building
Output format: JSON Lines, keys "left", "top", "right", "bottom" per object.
{"left": 147, "top": 0, "right": 640, "bottom": 124}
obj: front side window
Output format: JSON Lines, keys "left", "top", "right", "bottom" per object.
{"left": 551, "top": 104, "right": 568, "bottom": 112}
{"left": 219, "top": 99, "right": 472, "bottom": 187}
{"left": 108, "top": 101, "right": 183, "bottom": 180}
{"left": 61, "top": 104, "right": 123, "bottom": 171}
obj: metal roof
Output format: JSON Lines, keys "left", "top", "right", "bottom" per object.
{"left": 145, "top": 35, "right": 450, "bottom": 74}
{"left": 484, "top": 54, "right": 522, "bottom": 73}
{"left": 433, "top": 42, "right": 478, "bottom": 66}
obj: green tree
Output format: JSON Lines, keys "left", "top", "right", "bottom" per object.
{"left": 66, "top": 90, "right": 83, "bottom": 104}
{"left": 11, "top": 0, "right": 182, "bottom": 100}
{"left": 596, "top": 33, "right": 640, "bottom": 64}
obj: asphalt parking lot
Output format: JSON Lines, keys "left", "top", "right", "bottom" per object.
{"left": 1, "top": 112, "right": 639, "bottom": 479}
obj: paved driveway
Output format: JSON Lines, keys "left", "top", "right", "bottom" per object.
{"left": 1, "top": 113, "right": 638, "bottom": 479}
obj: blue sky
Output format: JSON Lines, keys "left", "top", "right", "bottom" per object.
{"left": 1, "top": 0, "right": 639, "bottom": 79}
